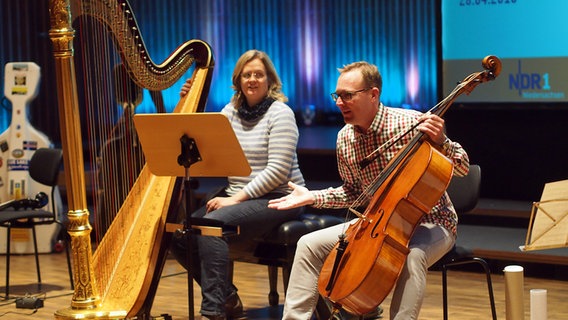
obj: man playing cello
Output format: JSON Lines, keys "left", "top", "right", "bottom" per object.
{"left": 269, "top": 61, "right": 470, "bottom": 320}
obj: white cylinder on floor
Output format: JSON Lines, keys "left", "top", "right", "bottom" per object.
{"left": 530, "top": 289, "right": 547, "bottom": 320}
{"left": 504, "top": 265, "right": 524, "bottom": 320}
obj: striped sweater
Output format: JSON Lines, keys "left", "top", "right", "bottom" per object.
{"left": 222, "top": 101, "right": 305, "bottom": 198}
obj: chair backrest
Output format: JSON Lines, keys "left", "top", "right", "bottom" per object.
{"left": 28, "top": 148, "right": 63, "bottom": 187}
{"left": 446, "top": 164, "right": 481, "bottom": 214}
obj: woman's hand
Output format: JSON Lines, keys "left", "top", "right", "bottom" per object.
{"left": 206, "top": 196, "right": 239, "bottom": 213}
{"left": 205, "top": 190, "right": 248, "bottom": 213}
{"left": 268, "top": 181, "right": 314, "bottom": 210}
{"left": 179, "top": 78, "right": 193, "bottom": 98}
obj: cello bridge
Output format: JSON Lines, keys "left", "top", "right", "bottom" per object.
{"left": 349, "top": 208, "right": 372, "bottom": 224}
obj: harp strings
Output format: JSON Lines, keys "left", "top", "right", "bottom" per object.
{"left": 74, "top": 2, "right": 147, "bottom": 287}
{"left": 74, "top": 5, "right": 148, "bottom": 250}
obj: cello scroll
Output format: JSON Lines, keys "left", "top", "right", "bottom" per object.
{"left": 458, "top": 55, "right": 502, "bottom": 96}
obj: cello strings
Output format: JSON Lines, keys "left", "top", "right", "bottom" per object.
{"left": 347, "top": 77, "right": 468, "bottom": 219}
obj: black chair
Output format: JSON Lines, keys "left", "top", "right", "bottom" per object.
{"left": 229, "top": 211, "right": 343, "bottom": 307}
{"left": 0, "top": 148, "right": 73, "bottom": 299}
{"left": 441, "top": 164, "right": 497, "bottom": 320}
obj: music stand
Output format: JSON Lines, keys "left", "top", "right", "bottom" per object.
{"left": 520, "top": 179, "right": 568, "bottom": 251}
{"left": 133, "top": 112, "right": 251, "bottom": 319}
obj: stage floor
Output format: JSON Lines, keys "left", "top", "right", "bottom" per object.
{"left": 1, "top": 252, "right": 568, "bottom": 319}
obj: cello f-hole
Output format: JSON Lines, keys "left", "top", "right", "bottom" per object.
{"left": 370, "top": 209, "right": 385, "bottom": 238}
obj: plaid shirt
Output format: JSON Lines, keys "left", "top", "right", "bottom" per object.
{"left": 312, "top": 104, "right": 469, "bottom": 236}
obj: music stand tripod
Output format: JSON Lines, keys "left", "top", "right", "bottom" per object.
{"left": 133, "top": 113, "right": 250, "bottom": 319}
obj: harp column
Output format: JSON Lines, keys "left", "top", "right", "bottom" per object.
{"left": 49, "top": 0, "right": 120, "bottom": 318}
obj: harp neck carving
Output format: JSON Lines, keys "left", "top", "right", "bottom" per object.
{"left": 71, "top": 0, "right": 213, "bottom": 90}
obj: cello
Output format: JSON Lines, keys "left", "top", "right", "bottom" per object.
{"left": 317, "top": 56, "right": 502, "bottom": 316}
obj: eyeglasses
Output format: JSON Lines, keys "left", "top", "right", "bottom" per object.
{"left": 241, "top": 71, "right": 266, "bottom": 80}
{"left": 330, "top": 87, "right": 371, "bottom": 102}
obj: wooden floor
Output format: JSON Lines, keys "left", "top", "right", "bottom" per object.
{"left": 1, "top": 252, "right": 568, "bottom": 319}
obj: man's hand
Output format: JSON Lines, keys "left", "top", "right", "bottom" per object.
{"left": 268, "top": 181, "right": 315, "bottom": 210}
{"left": 417, "top": 113, "right": 446, "bottom": 146}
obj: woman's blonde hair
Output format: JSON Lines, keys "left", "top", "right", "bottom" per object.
{"left": 231, "top": 50, "right": 288, "bottom": 106}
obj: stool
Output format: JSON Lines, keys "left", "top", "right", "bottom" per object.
{"left": 229, "top": 212, "right": 344, "bottom": 306}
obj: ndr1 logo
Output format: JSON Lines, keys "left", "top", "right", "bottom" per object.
{"left": 509, "top": 60, "right": 565, "bottom": 99}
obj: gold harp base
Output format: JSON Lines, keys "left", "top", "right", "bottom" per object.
{"left": 54, "top": 308, "right": 127, "bottom": 320}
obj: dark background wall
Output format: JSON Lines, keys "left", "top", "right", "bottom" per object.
{"left": 0, "top": 0, "right": 566, "bottom": 202}
{"left": 445, "top": 106, "right": 567, "bottom": 201}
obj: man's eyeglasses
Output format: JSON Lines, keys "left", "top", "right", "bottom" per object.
{"left": 330, "top": 87, "right": 371, "bottom": 102}
{"left": 241, "top": 72, "right": 266, "bottom": 80}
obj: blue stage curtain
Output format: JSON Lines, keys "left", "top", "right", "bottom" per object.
{"left": 130, "top": 0, "right": 439, "bottom": 117}
{"left": 0, "top": 0, "right": 438, "bottom": 139}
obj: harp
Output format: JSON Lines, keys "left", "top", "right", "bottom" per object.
{"left": 48, "top": 0, "right": 214, "bottom": 318}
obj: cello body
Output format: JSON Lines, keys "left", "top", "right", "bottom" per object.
{"left": 318, "top": 141, "right": 453, "bottom": 315}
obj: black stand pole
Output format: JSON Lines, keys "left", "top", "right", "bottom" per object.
{"left": 177, "top": 134, "right": 202, "bottom": 320}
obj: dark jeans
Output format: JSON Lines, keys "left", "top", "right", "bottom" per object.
{"left": 170, "top": 189, "right": 304, "bottom": 317}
